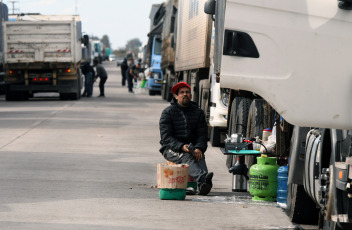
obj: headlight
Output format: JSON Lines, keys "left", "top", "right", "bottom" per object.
{"left": 220, "top": 88, "right": 230, "bottom": 107}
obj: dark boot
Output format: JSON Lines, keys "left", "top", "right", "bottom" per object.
{"left": 198, "top": 183, "right": 211, "bottom": 195}
{"left": 206, "top": 172, "right": 214, "bottom": 188}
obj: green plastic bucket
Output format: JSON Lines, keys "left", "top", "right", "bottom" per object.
{"left": 187, "top": 181, "right": 197, "bottom": 191}
{"left": 159, "top": 189, "right": 186, "bottom": 200}
{"left": 140, "top": 79, "right": 147, "bottom": 88}
{"left": 249, "top": 157, "right": 279, "bottom": 201}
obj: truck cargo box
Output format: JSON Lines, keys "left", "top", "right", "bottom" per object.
{"left": 175, "top": 0, "right": 212, "bottom": 71}
{"left": 3, "top": 15, "right": 82, "bottom": 64}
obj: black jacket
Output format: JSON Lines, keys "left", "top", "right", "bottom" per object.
{"left": 81, "top": 62, "right": 95, "bottom": 76}
{"left": 159, "top": 97, "right": 208, "bottom": 154}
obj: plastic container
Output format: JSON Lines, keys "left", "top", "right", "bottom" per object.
{"left": 262, "top": 128, "right": 272, "bottom": 142}
{"left": 249, "top": 157, "right": 279, "bottom": 201}
{"left": 159, "top": 189, "right": 186, "bottom": 200}
{"left": 187, "top": 175, "right": 197, "bottom": 191}
{"left": 277, "top": 165, "right": 288, "bottom": 204}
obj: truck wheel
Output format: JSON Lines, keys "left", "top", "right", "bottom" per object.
{"left": 226, "top": 97, "right": 241, "bottom": 168}
{"left": 166, "top": 70, "right": 174, "bottom": 101}
{"left": 78, "top": 74, "right": 82, "bottom": 99}
{"left": 5, "top": 87, "right": 27, "bottom": 101}
{"left": 198, "top": 80, "right": 210, "bottom": 118}
{"left": 210, "top": 127, "right": 221, "bottom": 147}
{"left": 286, "top": 183, "right": 319, "bottom": 224}
{"left": 321, "top": 159, "right": 352, "bottom": 230}
{"left": 70, "top": 92, "right": 79, "bottom": 100}
{"left": 245, "top": 99, "right": 264, "bottom": 171}
{"left": 246, "top": 99, "right": 264, "bottom": 139}
{"left": 5, "top": 91, "right": 16, "bottom": 101}
{"left": 235, "top": 98, "right": 252, "bottom": 136}
{"left": 161, "top": 72, "right": 168, "bottom": 100}
{"left": 59, "top": 93, "right": 70, "bottom": 100}
{"left": 226, "top": 97, "right": 252, "bottom": 168}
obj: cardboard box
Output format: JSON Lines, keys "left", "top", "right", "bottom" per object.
{"left": 157, "top": 163, "right": 189, "bottom": 189}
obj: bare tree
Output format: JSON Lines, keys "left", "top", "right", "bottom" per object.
{"left": 101, "top": 35, "right": 111, "bottom": 48}
{"left": 126, "top": 38, "right": 142, "bottom": 57}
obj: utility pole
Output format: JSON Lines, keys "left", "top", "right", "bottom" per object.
{"left": 9, "top": 1, "right": 19, "bottom": 14}
{"left": 75, "top": 0, "right": 78, "bottom": 15}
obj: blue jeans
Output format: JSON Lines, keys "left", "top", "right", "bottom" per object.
{"left": 83, "top": 72, "right": 93, "bottom": 96}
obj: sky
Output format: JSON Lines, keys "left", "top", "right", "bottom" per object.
{"left": 3, "top": 0, "right": 164, "bottom": 50}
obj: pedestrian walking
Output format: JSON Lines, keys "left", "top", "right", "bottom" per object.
{"left": 159, "top": 82, "right": 213, "bottom": 195}
{"left": 80, "top": 62, "right": 95, "bottom": 97}
{"left": 120, "top": 58, "right": 128, "bottom": 87}
{"left": 93, "top": 59, "right": 108, "bottom": 97}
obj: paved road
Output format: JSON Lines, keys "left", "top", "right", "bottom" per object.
{"left": 0, "top": 62, "right": 316, "bottom": 229}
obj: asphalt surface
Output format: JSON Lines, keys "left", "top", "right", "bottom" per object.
{"left": 0, "top": 61, "right": 317, "bottom": 229}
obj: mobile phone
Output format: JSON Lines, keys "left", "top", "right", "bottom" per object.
{"left": 187, "top": 143, "right": 194, "bottom": 151}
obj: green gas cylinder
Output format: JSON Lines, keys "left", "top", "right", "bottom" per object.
{"left": 249, "top": 157, "right": 279, "bottom": 201}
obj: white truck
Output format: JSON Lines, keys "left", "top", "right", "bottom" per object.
{"left": 3, "top": 15, "right": 87, "bottom": 100}
{"left": 205, "top": 0, "right": 352, "bottom": 229}
{"left": 161, "top": 0, "right": 229, "bottom": 147}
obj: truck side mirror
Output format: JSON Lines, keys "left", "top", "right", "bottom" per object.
{"left": 204, "top": 0, "right": 216, "bottom": 15}
{"left": 81, "top": 35, "right": 89, "bottom": 47}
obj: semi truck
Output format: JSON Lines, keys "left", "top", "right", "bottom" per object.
{"left": 205, "top": 0, "right": 352, "bottom": 229}
{"left": 3, "top": 14, "right": 87, "bottom": 100}
{"left": 91, "top": 39, "right": 103, "bottom": 64}
{"left": 160, "top": 0, "right": 229, "bottom": 147}
{"left": 146, "top": 3, "right": 165, "bottom": 95}
{"left": 0, "top": 2, "right": 8, "bottom": 94}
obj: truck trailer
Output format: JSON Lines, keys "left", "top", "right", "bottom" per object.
{"left": 0, "top": 2, "right": 8, "bottom": 94}
{"left": 205, "top": 0, "right": 352, "bottom": 229}
{"left": 146, "top": 3, "right": 165, "bottom": 95}
{"left": 3, "top": 15, "right": 87, "bottom": 100}
{"left": 161, "top": 0, "right": 229, "bottom": 147}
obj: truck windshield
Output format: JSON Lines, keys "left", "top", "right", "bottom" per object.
{"left": 154, "top": 38, "right": 162, "bottom": 55}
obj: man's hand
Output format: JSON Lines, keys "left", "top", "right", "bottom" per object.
{"left": 182, "top": 144, "right": 192, "bottom": 153}
{"left": 193, "top": 149, "right": 203, "bottom": 161}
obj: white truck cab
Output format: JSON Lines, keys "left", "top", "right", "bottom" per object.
{"left": 205, "top": 0, "right": 352, "bottom": 229}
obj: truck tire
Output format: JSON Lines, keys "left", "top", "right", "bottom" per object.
{"left": 165, "top": 69, "right": 173, "bottom": 101}
{"left": 149, "top": 90, "right": 156, "bottom": 96}
{"left": 286, "top": 183, "right": 319, "bottom": 224}
{"left": 5, "top": 86, "right": 28, "bottom": 101}
{"left": 198, "top": 80, "right": 210, "bottom": 119}
{"left": 226, "top": 97, "right": 241, "bottom": 168}
{"left": 59, "top": 93, "right": 70, "bottom": 100}
{"left": 210, "top": 126, "right": 221, "bottom": 147}
{"left": 246, "top": 99, "right": 264, "bottom": 139}
{"left": 235, "top": 98, "right": 252, "bottom": 136}
{"left": 321, "top": 140, "right": 352, "bottom": 230}
{"left": 5, "top": 90, "right": 16, "bottom": 101}
{"left": 245, "top": 99, "right": 264, "bottom": 171}
{"left": 161, "top": 72, "right": 167, "bottom": 100}
{"left": 226, "top": 97, "right": 252, "bottom": 168}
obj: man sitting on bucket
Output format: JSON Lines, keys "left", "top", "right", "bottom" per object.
{"left": 159, "top": 82, "right": 213, "bottom": 195}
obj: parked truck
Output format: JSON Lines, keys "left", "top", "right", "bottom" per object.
{"left": 205, "top": 0, "right": 352, "bottom": 229}
{"left": 146, "top": 3, "right": 165, "bottom": 95}
{"left": 161, "top": 0, "right": 229, "bottom": 147}
{"left": 0, "top": 2, "right": 8, "bottom": 94}
{"left": 3, "top": 14, "right": 88, "bottom": 100}
{"left": 91, "top": 39, "right": 103, "bottom": 64}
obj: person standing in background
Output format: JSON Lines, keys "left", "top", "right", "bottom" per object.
{"left": 93, "top": 59, "right": 108, "bottom": 97}
{"left": 80, "top": 62, "right": 95, "bottom": 97}
{"left": 120, "top": 58, "right": 128, "bottom": 87}
{"left": 127, "top": 60, "right": 141, "bottom": 93}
